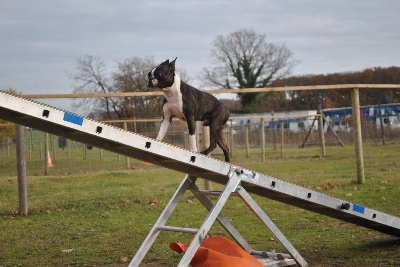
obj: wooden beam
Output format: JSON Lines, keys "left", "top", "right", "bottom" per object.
{"left": 21, "top": 84, "right": 400, "bottom": 99}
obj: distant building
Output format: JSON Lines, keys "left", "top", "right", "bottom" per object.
{"left": 322, "top": 103, "right": 400, "bottom": 131}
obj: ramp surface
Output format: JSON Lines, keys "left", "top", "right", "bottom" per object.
{"left": 1, "top": 91, "right": 399, "bottom": 237}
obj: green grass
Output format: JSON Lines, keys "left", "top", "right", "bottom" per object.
{"left": 1, "top": 143, "right": 400, "bottom": 266}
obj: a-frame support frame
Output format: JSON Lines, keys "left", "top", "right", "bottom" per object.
{"left": 129, "top": 168, "right": 308, "bottom": 267}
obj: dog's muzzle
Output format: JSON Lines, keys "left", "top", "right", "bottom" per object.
{"left": 148, "top": 68, "right": 158, "bottom": 87}
{"left": 150, "top": 78, "right": 158, "bottom": 87}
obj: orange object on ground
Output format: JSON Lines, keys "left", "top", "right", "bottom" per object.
{"left": 170, "top": 236, "right": 264, "bottom": 267}
{"left": 47, "top": 150, "right": 53, "bottom": 167}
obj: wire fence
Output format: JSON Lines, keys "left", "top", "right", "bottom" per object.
{"left": 1, "top": 114, "right": 399, "bottom": 177}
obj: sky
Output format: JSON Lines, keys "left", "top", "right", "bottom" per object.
{"left": 1, "top": 0, "right": 400, "bottom": 112}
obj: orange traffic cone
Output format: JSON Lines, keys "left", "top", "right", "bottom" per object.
{"left": 47, "top": 150, "right": 53, "bottom": 167}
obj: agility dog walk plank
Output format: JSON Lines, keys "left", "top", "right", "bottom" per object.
{"left": 0, "top": 91, "right": 400, "bottom": 237}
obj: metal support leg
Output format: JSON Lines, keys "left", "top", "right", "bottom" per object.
{"left": 189, "top": 182, "right": 253, "bottom": 252}
{"left": 237, "top": 186, "right": 308, "bottom": 267}
{"left": 176, "top": 169, "right": 241, "bottom": 267}
{"left": 128, "top": 174, "right": 196, "bottom": 267}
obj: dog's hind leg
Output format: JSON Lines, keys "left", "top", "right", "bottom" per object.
{"left": 217, "top": 129, "right": 230, "bottom": 162}
{"left": 200, "top": 139, "right": 217, "bottom": 157}
{"left": 201, "top": 126, "right": 230, "bottom": 162}
{"left": 200, "top": 124, "right": 221, "bottom": 159}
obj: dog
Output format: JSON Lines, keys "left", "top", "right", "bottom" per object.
{"left": 148, "top": 58, "right": 230, "bottom": 162}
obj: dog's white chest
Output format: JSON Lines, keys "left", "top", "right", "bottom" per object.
{"left": 163, "top": 81, "right": 185, "bottom": 121}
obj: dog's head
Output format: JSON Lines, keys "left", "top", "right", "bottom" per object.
{"left": 148, "top": 57, "right": 177, "bottom": 89}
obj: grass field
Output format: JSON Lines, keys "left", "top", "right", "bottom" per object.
{"left": 1, "top": 142, "right": 400, "bottom": 266}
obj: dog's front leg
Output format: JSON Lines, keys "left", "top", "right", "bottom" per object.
{"left": 188, "top": 135, "right": 197, "bottom": 152}
{"left": 156, "top": 116, "right": 171, "bottom": 141}
{"left": 187, "top": 116, "right": 197, "bottom": 152}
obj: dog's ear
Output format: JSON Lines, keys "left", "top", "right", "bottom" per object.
{"left": 161, "top": 59, "right": 169, "bottom": 65}
{"left": 169, "top": 57, "right": 177, "bottom": 71}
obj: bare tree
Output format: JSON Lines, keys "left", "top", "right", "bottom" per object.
{"left": 69, "top": 55, "right": 165, "bottom": 119}
{"left": 113, "top": 57, "right": 163, "bottom": 119}
{"left": 202, "top": 28, "right": 298, "bottom": 108}
{"left": 69, "top": 55, "right": 116, "bottom": 118}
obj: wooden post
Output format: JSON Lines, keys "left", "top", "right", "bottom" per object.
{"left": 245, "top": 124, "right": 250, "bottom": 158}
{"left": 351, "top": 88, "right": 365, "bottom": 184}
{"left": 28, "top": 129, "right": 32, "bottom": 160}
{"left": 7, "top": 138, "right": 11, "bottom": 158}
{"left": 317, "top": 105, "right": 327, "bottom": 158}
{"left": 53, "top": 137, "right": 57, "bottom": 160}
{"left": 261, "top": 118, "right": 265, "bottom": 162}
{"left": 45, "top": 133, "right": 49, "bottom": 175}
{"left": 67, "top": 139, "right": 71, "bottom": 159}
{"left": 16, "top": 124, "right": 28, "bottom": 216}
{"left": 202, "top": 125, "right": 212, "bottom": 190}
{"left": 40, "top": 140, "right": 43, "bottom": 159}
{"left": 378, "top": 103, "right": 387, "bottom": 145}
{"left": 196, "top": 121, "right": 202, "bottom": 152}
{"left": 320, "top": 112, "right": 345, "bottom": 147}
{"left": 272, "top": 110, "right": 277, "bottom": 150}
{"left": 301, "top": 116, "right": 317, "bottom": 148}
{"left": 133, "top": 117, "right": 137, "bottom": 133}
{"left": 229, "top": 120, "right": 234, "bottom": 157}
{"left": 280, "top": 120, "right": 284, "bottom": 158}
{"left": 123, "top": 122, "right": 130, "bottom": 169}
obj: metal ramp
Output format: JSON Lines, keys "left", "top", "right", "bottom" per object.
{"left": 1, "top": 91, "right": 400, "bottom": 266}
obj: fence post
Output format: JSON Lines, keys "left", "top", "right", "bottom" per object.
{"left": 280, "top": 120, "right": 284, "bottom": 158}
{"left": 272, "top": 110, "right": 277, "bottom": 150}
{"left": 67, "top": 139, "right": 71, "bottom": 159}
{"left": 7, "top": 137, "right": 11, "bottom": 158}
{"left": 40, "top": 140, "right": 43, "bottom": 159}
{"left": 317, "top": 105, "right": 327, "bottom": 158}
{"left": 29, "top": 129, "right": 32, "bottom": 160}
{"left": 351, "top": 88, "right": 365, "bottom": 184}
{"left": 83, "top": 143, "right": 87, "bottom": 159}
{"left": 202, "top": 125, "right": 212, "bottom": 190}
{"left": 53, "top": 137, "right": 57, "bottom": 160}
{"left": 133, "top": 117, "right": 137, "bottom": 133}
{"left": 378, "top": 103, "right": 387, "bottom": 145}
{"left": 123, "top": 122, "right": 130, "bottom": 169}
{"left": 16, "top": 124, "right": 28, "bottom": 215}
{"left": 261, "top": 118, "right": 265, "bottom": 162}
{"left": 229, "top": 121, "right": 234, "bottom": 157}
{"left": 45, "top": 133, "right": 49, "bottom": 175}
{"left": 245, "top": 124, "right": 250, "bottom": 158}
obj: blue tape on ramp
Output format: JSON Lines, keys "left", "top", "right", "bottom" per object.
{"left": 353, "top": 204, "right": 365, "bottom": 214}
{"left": 63, "top": 113, "right": 83, "bottom": 126}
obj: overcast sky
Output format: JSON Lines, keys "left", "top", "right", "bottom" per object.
{"left": 1, "top": 0, "right": 400, "bottom": 111}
